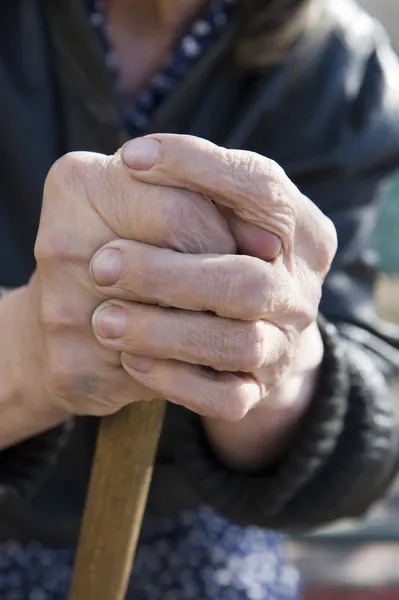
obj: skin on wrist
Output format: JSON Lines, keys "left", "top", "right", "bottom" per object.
{"left": 202, "top": 321, "right": 324, "bottom": 471}
{"left": 0, "top": 282, "right": 70, "bottom": 451}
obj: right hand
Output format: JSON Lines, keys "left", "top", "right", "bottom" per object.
{"left": 20, "top": 150, "right": 275, "bottom": 419}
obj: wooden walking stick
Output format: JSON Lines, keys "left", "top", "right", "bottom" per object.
{"left": 68, "top": 399, "right": 166, "bottom": 600}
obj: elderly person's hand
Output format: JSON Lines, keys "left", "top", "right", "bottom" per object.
{"left": 90, "top": 135, "right": 337, "bottom": 466}
{"left": 25, "top": 150, "right": 240, "bottom": 420}
{"left": 87, "top": 135, "right": 337, "bottom": 467}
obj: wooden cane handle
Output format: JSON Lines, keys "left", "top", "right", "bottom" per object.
{"left": 68, "top": 399, "right": 166, "bottom": 600}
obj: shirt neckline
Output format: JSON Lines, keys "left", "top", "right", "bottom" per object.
{"left": 86, "top": 0, "right": 238, "bottom": 137}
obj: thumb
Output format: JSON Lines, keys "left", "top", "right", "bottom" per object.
{"left": 219, "top": 207, "right": 281, "bottom": 261}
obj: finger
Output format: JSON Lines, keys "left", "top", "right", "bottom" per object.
{"left": 217, "top": 206, "right": 282, "bottom": 261}
{"left": 120, "top": 354, "right": 263, "bottom": 421}
{"left": 92, "top": 301, "right": 287, "bottom": 373}
{"left": 104, "top": 154, "right": 236, "bottom": 254}
{"left": 119, "top": 135, "right": 299, "bottom": 236}
{"left": 118, "top": 142, "right": 282, "bottom": 262}
{"left": 50, "top": 151, "right": 236, "bottom": 255}
{"left": 89, "top": 239, "right": 296, "bottom": 321}
{"left": 119, "top": 135, "right": 334, "bottom": 258}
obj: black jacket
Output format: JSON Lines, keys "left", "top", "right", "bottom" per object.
{"left": 1, "top": 0, "right": 399, "bottom": 545}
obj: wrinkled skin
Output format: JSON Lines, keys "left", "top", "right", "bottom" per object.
{"left": 30, "top": 134, "right": 336, "bottom": 422}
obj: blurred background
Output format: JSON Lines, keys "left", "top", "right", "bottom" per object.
{"left": 290, "top": 3, "right": 399, "bottom": 598}
{"left": 362, "top": 0, "right": 399, "bottom": 273}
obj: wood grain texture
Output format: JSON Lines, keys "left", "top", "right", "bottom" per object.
{"left": 68, "top": 399, "right": 166, "bottom": 600}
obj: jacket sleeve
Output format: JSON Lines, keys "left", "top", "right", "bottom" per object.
{"left": 164, "top": 0, "right": 399, "bottom": 531}
{"left": 0, "top": 423, "right": 73, "bottom": 506}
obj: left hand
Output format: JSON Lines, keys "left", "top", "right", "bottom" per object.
{"left": 92, "top": 134, "right": 337, "bottom": 418}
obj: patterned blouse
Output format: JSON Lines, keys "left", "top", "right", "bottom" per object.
{"left": 0, "top": 2, "right": 301, "bottom": 599}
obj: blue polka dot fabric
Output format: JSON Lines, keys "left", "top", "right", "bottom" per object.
{"left": 86, "top": 0, "right": 238, "bottom": 136}
{"left": 0, "top": 508, "right": 300, "bottom": 599}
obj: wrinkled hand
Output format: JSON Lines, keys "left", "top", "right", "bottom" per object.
{"left": 31, "top": 150, "right": 242, "bottom": 417}
{"left": 90, "top": 135, "right": 337, "bottom": 420}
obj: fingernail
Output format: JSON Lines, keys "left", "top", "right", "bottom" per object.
{"left": 121, "top": 138, "right": 160, "bottom": 170}
{"left": 93, "top": 305, "right": 126, "bottom": 338}
{"left": 122, "top": 354, "right": 154, "bottom": 373}
{"left": 91, "top": 248, "right": 122, "bottom": 286}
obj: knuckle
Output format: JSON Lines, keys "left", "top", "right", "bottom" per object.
{"left": 216, "top": 321, "right": 265, "bottom": 372}
{"left": 253, "top": 158, "right": 297, "bottom": 238}
{"left": 305, "top": 209, "right": 338, "bottom": 277}
{"left": 212, "top": 256, "right": 269, "bottom": 319}
{"left": 298, "top": 288, "right": 321, "bottom": 331}
{"left": 264, "top": 163, "right": 297, "bottom": 232}
{"left": 217, "top": 385, "right": 252, "bottom": 422}
{"left": 45, "top": 152, "right": 88, "bottom": 196}
{"left": 224, "top": 149, "right": 288, "bottom": 207}
{"left": 275, "top": 279, "right": 317, "bottom": 335}
{"left": 34, "top": 235, "right": 53, "bottom": 265}
{"left": 38, "top": 282, "right": 87, "bottom": 332}
{"left": 39, "top": 296, "right": 76, "bottom": 333}
{"left": 38, "top": 152, "right": 101, "bottom": 265}
{"left": 224, "top": 149, "right": 268, "bottom": 204}
{"left": 289, "top": 309, "right": 315, "bottom": 335}
{"left": 35, "top": 230, "right": 76, "bottom": 266}
{"left": 236, "top": 260, "right": 271, "bottom": 319}
{"left": 301, "top": 307, "right": 317, "bottom": 331}
{"left": 96, "top": 161, "right": 134, "bottom": 234}
{"left": 264, "top": 156, "right": 286, "bottom": 184}
{"left": 224, "top": 149, "right": 256, "bottom": 189}
{"left": 238, "top": 321, "right": 266, "bottom": 371}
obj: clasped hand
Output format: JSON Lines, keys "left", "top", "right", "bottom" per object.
{"left": 33, "top": 134, "right": 336, "bottom": 421}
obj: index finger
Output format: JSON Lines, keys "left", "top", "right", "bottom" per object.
{"left": 120, "top": 135, "right": 337, "bottom": 270}
{"left": 119, "top": 134, "right": 302, "bottom": 240}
